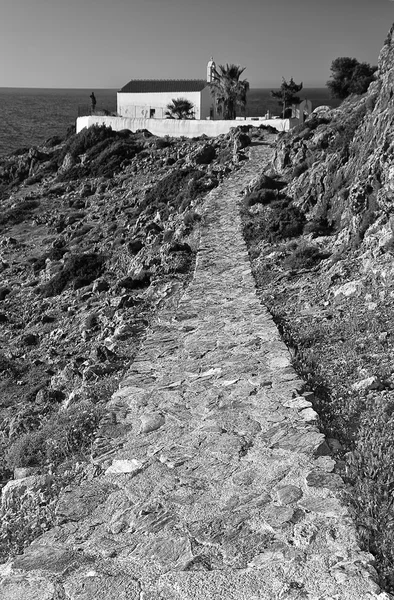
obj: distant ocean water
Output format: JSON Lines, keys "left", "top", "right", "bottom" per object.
{"left": 0, "top": 87, "right": 340, "bottom": 157}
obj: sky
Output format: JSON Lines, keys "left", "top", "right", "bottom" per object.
{"left": 1, "top": 0, "right": 394, "bottom": 89}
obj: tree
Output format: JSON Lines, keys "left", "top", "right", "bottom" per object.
{"left": 165, "top": 98, "right": 195, "bottom": 119}
{"left": 209, "top": 64, "right": 249, "bottom": 120}
{"left": 271, "top": 78, "right": 303, "bottom": 118}
{"left": 326, "top": 57, "right": 377, "bottom": 100}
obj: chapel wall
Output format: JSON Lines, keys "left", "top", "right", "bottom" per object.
{"left": 117, "top": 91, "right": 202, "bottom": 119}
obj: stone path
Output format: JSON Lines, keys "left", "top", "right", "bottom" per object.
{"left": 1, "top": 145, "right": 389, "bottom": 599}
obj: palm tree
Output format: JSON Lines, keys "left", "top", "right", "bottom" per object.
{"left": 209, "top": 64, "right": 249, "bottom": 120}
{"left": 165, "top": 98, "right": 195, "bottom": 119}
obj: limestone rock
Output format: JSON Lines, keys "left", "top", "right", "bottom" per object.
{"left": 306, "top": 470, "right": 344, "bottom": 489}
{"left": 283, "top": 396, "right": 312, "bottom": 410}
{"left": 105, "top": 459, "right": 143, "bottom": 475}
{"left": 351, "top": 376, "right": 382, "bottom": 392}
{"left": 1, "top": 475, "right": 52, "bottom": 511}
{"left": 299, "top": 407, "right": 318, "bottom": 422}
{"left": 275, "top": 485, "right": 303, "bottom": 505}
{"left": 12, "top": 542, "right": 82, "bottom": 574}
{"left": 140, "top": 412, "right": 165, "bottom": 433}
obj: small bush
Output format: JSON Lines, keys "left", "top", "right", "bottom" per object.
{"left": 144, "top": 168, "right": 215, "bottom": 215}
{"left": 264, "top": 200, "right": 306, "bottom": 243}
{"left": 5, "top": 402, "right": 103, "bottom": 470}
{"left": 347, "top": 399, "right": 394, "bottom": 590}
{"left": 154, "top": 136, "right": 173, "bottom": 149}
{"left": 283, "top": 243, "right": 329, "bottom": 270}
{"left": 44, "top": 135, "right": 63, "bottom": 147}
{"left": 0, "top": 199, "right": 40, "bottom": 228}
{"left": 58, "top": 124, "right": 117, "bottom": 165}
{"left": 5, "top": 431, "right": 46, "bottom": 469}
{"left": 246, "top": 189, "right": 277, "bottom": 206}
{"left": 0, "top": 353, "right": 18, "bottom": 376}
{"left": 304, "top": 216, "right": 334, "bottom": 237}
{"left": 257, "top": 174, "right": 286, "bottom": 191}
{"left": 184, "top": 209, "right": 201, "bottom": 229}
{"left": 304, "top": 116, "right": 331, "bottom": 131}
{"left": 242, "top": 199, "right": 305, "bottom": 246}
{"left": 40, "top": 252, "right": 105, "bottom": 297}
{"left": 32, "top": 246, "right": 68, "bottom": 274}
{"left": 144, "top": 169, "right": 197, "bottom": 207}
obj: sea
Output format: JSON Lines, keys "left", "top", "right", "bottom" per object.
{"left": 0, "top": 87, "right": 341, "bottom": 157}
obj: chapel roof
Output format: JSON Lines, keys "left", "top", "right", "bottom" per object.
{"left": 119, "top": 79, "right": 208, "bottom": 93}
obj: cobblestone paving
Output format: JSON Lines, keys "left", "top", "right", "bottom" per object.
{"left": 1, "top": 144, "right": 389, "bottom": 599}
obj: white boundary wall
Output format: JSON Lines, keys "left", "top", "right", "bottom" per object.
{"left": 76, "top": 116, "right": 298, "bottom": 138}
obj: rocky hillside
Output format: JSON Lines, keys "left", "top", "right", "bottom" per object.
{"left": 0, "top": 122, "right": 261, "bottom": 559}
{"left": 241, "top": 24, "right": 394, "bottom": 592}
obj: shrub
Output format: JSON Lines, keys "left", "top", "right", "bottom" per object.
{"left": 246, "top": 189, "right": 277, "bottom": 206}
{"left": 5, "top": 402, "right": 103, "bottom": 471}
{"left": 0, "top": 199, "right": 40, "bottom": 228}
{"left": 183, "top": 209, "right": 201, "bottom": 229}
{"left": 144, "top": 169, "right": 196, "bottom": 207}
{"left": 40, "top": 252, "right": 105, "bottom": 297}
{"left": 44, "top": 135, "right": 63, "bottom": 147}
{"left": 304, "top": 216, "right": 334, "bottom": 236}
{"left": 88, "top": 139, "right": 142, "bottom": 177}
{"left": 283, "top": 243, "right": 329, "bottom": 270}
{"left": 264, "top": 200, "right": 306, "bottom": 242}
{"left": 143, "top": 168, "right": 216, "bottom": 215}
{"left": 5, "top": 430, "right": 46, "bottom": 468}
{"left": 58, "top": 124, "right": 117, "bottom": 165}
{"left": 32, "top": 246, "right": 68, "bottom": 274}
{"left": 154, "top": 136, "right": 173, "bottom": 149}
{"left": 242, "top": 199, "right": 305, "bottom": 246}
{"left": 304, "top": 116, "right": 331, "bottom": 131}
{"left": 0, "top": 353, "right": 18, "bottom": 376}
{"left": 258, "top": 174, "right": 286, "bottom": 190}
{"left": 347, "top": 399, "right": 394, "bottom": 589}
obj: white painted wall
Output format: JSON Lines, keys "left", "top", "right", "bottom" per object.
{"left": 200, "top": 86, "right": 216, "bottom": 120}
{"left": 117, "top": 91, "right": 202, "bottom": 119}
{"left": 76, "top": 116, "right": 297, "bottom": 138}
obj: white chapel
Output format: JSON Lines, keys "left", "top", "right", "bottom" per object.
{"left": 117, "top": 59, "right": 218, "bottom": 120}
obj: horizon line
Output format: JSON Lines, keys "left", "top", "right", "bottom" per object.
{"left": 0, "top": 83, "right": 327, "bottom": 91}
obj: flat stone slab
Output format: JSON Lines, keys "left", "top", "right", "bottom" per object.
{"left": 0, "top": 144, "right": 389, "bottom": 599}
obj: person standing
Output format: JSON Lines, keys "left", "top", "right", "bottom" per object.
{"left": 90, "top": 92, "right": 97, "bottom": 114}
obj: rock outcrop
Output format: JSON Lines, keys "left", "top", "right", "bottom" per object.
{"left": 272, "top": 23, "right": 394, "bottom": 262}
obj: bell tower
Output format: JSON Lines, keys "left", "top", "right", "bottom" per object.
{"left": 207, "top": 57, "right": 216, "bottom": 83}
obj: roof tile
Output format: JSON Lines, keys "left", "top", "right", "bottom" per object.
{"left": 119, "top": 79, "right": 208, "bottom": 93}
